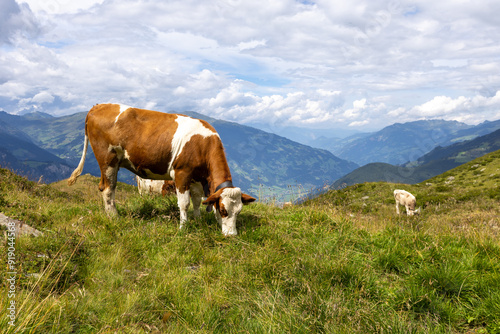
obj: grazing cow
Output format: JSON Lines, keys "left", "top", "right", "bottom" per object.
{"left": 161, "top": 180, "right": 176, "bottom": 196}
{"left": 68, "top": 104, "right": 256, "bottom": 236}
{"left": 394, "top": 189, "right": 418, "bottom": 216}
{"left": 136, "top": 176, "right": 176, "bottom": 196}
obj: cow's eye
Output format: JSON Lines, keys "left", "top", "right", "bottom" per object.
{"left": 219, "top": 208, "right": 228, "bottom": 217}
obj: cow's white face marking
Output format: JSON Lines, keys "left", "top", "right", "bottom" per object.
{"left": 168, "top": 115, "right": 218, "bottom": 176}
{"left": 114, "top": 104, "right": 132, "bottom": 123}
{"left": 215, "top": 188, "right": 244, "bottom": 236}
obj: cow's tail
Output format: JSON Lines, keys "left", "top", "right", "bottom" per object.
{"left": 68, "top": 134, "right": 89, "bottom": 186}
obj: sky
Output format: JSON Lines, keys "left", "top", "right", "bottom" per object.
{"left": 1, "top": 0, "right": 500, "bottom": 134}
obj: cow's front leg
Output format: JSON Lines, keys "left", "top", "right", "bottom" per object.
{"left": 175, "top": 171, "right": 193, "bottom": 229}
{"left": 190, "top": 182, "right": 204, "bottom": 218}
{"left": 176, "top": 188, "right": 190, "bottom": 229}
{"left": 395, "top": 203, "right": 400, "bottom": 215}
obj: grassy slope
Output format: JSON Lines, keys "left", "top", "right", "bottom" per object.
{"left": 0, "top": 151, "right": 499, "bottom": 333}
{"left": 333, "top": 129, "right": 500, "bottom": 189}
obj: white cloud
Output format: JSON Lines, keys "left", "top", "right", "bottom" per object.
{"left": 19, "top": 0, "right": 104, "bottom": 14}
{"left": 238, "top": 39, "right": 267, "bottom": 51}
{"left": 31, "top": 91, "right": 54, "bottom": 104}
{"left": 383, "top": 91, "right": 500, "bottom": 124}
{"left": 470, "top": 62, "right": 500, "bottom": 72}
{"left": 343, "top": 99, "right": 366, "bottom": 119}
{"left": 414, "top": 96, "right": 470, "bottom": 117}
{"left": 1, "top": 0, "right": 41, "bottom": 44}
{"left": 201, "top": 84, "right": 346, "bottom": 127}
{"left": 0, "top": 0, "right": 499, "bottom": 128}
{"left": 349, "top": 120, "right": 370, "bottom": 127}
{"left": 431, "top": 59, "right": 468, "bottom": 68}
{"left": 207, "top": 81, "right": 257, "bottom": 110}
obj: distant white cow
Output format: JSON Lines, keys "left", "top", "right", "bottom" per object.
{"left": 394, "top": 189, "right": 419, "bottom": 216}
{"left": 135, "top": 176, "right": 206, "bottom": 217}
{"left": 136, "top": 176, "right": 176, "bottom": 196}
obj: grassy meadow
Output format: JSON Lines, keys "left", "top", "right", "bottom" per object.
{"left": 1, "top": 150, "right": 500, "bottom": 333}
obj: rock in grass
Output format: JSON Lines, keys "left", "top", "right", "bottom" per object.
{"left": 0, "top": 213, "right": 43, "bottom": 237}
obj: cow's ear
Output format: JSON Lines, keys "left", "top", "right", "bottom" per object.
{"left": 241, "top": 193, "right": 256, "bottom": 204}
{"left": 203, "top": 191, "right": 221, "bottom": 206}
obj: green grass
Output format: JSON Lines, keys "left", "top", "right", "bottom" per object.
{"left": 1, "top": 151, "right": 500, "bottom": 333}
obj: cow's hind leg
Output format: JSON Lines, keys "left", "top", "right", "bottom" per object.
{"left": 99, "top": 165, "right": 119, "bottom": 216}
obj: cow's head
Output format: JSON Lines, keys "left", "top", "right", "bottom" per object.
{"left": 407, "top": 207, "right": 421, "bottom": 216}
{"left": 412, "top": 207, "right": 421, "bottom": 215}
{"left": 202, "top": 187, "right": 256, "bottom": 236}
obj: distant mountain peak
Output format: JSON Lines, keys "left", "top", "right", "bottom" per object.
{"left": 23, "top": 111, "right": 54, "bottom": 120}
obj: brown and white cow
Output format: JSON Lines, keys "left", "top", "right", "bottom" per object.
{"left": 136, "top": 176, "right": 176, "bottom": 196}
{"left": 394, "top": 189, "right": 419, "bottom": 216}
{"left": 68, "top": 103, "right": 256, "bottom": 235}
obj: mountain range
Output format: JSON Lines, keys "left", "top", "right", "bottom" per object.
{"left": 0, "top": 109, "right": 357, "bottom": 199}
{"left": 307, "top": 119, "right": 500, "bottom": 166}
{"left": 332, "top": 128, "right": 500, "bottom": 188}
{"left": 1, "top": 107, "right": 500, "bottom": 200}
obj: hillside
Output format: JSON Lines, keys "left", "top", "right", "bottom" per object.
{"left": 333, "top": 130, "right": 500, "bottom": 188}
{"left": 0, "top": 150, "right": 499, "bottom": 333}
{"left": 332, "top": 162, "right": 419, "bottom": 189}
{"left": 0, "top": 109, "right": 357, "bottom": 198}
{"left": 0, "top": 111, "right": 99, "bottom": 174}
{"left": 315, "top": 149, "right": 500, "bottom": 213}
{"left": 0, "top": 119, "right": 73, "bottom": 182}
{"left": 407, "top": 128, "right": 500, "bottom": 169}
